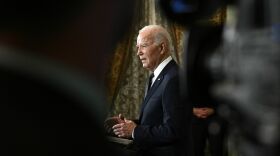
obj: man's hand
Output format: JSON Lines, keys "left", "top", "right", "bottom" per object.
{"left": 193, "top": 108, "right": 214, "bottom": 118}
{"left": 112, "top": 118, "right": 137, "bottom": 139}
{"left": 104, "top": 114, "right": 125, "bottom": 135}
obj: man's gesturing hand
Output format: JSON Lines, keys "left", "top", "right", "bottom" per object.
{"left": 104, "top": 114, "right": 125, "bottom": 135}
{"left": 112, "top": 118, "right": 137, "bottom": 139}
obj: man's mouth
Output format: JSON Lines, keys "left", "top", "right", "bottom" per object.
{"left": 140, "top": 58, "right": 146, "bottom": 62}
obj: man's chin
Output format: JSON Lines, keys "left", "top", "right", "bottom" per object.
{"left": 143, "top": 66, "right": 152, "bottom": 71}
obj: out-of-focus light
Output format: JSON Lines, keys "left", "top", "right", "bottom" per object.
{"left": 271, "top": 23, "right": 280, "bottom": 42}
{"left": 170, "top": 0, "right": 197, "bottom": 13}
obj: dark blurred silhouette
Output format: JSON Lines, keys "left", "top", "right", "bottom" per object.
{"left": 158, "top": 0, "right": 225, "bottom": 26}
{"left": 158, "top": 0, "right": 227, "bottom": 156}
{"left": 0, "top": 0, "right": 135, "bottom": 155}
{"left": 188, "top": 25, "right": 228, "bottom": 156}
{"left": 160, "top": 0, "right": 280, "bottom": 156}
{"left": 210, "top": 0, "right": 280, "bottom": 156}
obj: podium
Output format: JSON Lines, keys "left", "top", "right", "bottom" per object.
{"left": 106, "top": 136, "right": 137, "bottom": 155}
{"left": 107, "top": 136, "right": 133, "bottom": 146}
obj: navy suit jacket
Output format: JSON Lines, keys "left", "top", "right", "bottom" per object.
{"left": 133, "top": 60, "right": 187, "bottom": 155}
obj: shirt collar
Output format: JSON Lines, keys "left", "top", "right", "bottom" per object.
{"left": 152, "top": 56, "right": 172, "bottom": 84}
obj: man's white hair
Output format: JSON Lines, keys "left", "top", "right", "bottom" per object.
{"left": 139, "top": 25, "right": 174, "bottom": 54}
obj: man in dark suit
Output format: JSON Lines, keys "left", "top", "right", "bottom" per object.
{"left": 105, "top": 25, "right": 188, "bottom": 156}
{"left": 0, "top": 0, "right": 134, "bottom": 155}
{"left": 186, "top": 25, "right": 228, "bottom": 156}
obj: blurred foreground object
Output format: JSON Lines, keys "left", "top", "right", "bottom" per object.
{"left": 210, "top": 0, "right": 280, "bottom": 155}
{"left": 160, "top": 0, "right": 280, "bottom": 155}
{"left": 158, "top": 0, "right": 227, "bottom": 156}
{"left": 158, "top": 0, "right": 225, "bottom": 26}
{"left": 0, "top": 0, "right": 135, "bottom": 155}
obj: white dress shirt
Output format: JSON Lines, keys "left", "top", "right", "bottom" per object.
{"left": 151, "top": 56, "right": 172, "bottom": 86}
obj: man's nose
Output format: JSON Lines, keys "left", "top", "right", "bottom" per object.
{"left": 137, "top": 48, "right": 142, "bottom": 56}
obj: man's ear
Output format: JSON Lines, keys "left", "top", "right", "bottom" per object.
{"left": 160, "top": 43, "right": 165, "bottom": 54}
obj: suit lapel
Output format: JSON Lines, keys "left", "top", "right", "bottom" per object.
{"left": 143, "top": 74, "right": 163, "bottom": 104}
{"left": 145, "top": 60, "right": 176, "bottom": 103}
{"left": 139, "top": 60, "right": 177, "bottom": 121}
{"left": 139, "top": 75, "right": 164, "bottom": 121}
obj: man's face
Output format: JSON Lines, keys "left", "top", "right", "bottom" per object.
{"left": 136, "top": 31, "right": 162, "bottom": 71}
